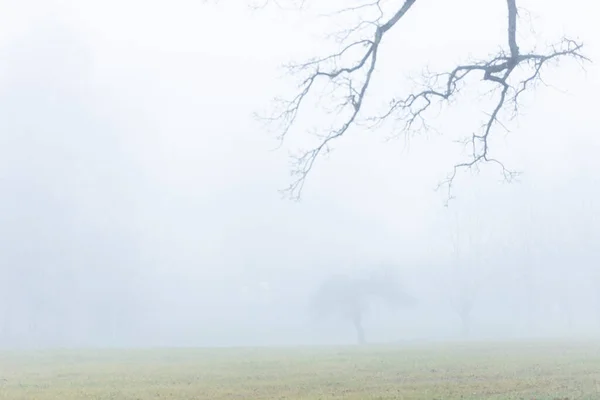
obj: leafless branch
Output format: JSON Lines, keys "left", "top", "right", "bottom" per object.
{"left": 262, "top": 0, "right": 589, "bottom": 201}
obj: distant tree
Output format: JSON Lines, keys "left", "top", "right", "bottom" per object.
{"left": 519, "top": 205, "right": 539, "bottom": 332}
{"left": 310, "top": 269, "right": 415, "bottom": 345}
{"left": 259, "top": 0, "right": 589, "bottom": 201}
{"left": 449, "top": 238, "right": 476, "bottom": 338}
{"left": 453, "top": 283, "right": 477, "bottom": 339}
{"left": 446, "top": 211, "right": 489, "bottom": 338}
{"left": 0, "top": 23, "right": 143, "bottom": 347}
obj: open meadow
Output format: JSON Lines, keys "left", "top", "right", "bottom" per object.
{"left": 1, "top": 341, "right": 600, "bottom": 399}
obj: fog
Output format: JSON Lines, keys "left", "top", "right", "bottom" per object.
{"left": 0, "top": 0, "right": 599, "bottom": 349}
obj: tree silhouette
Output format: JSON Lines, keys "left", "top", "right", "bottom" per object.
{"left": 310, "top": 269, "right": 415, "bottom": 345}
{"left": 261, "top": 0, "right": 589, "bottom": 201}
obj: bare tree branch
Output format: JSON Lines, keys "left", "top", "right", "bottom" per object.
{"left": 261, "top": 0, "right": 589, "bottom": 201}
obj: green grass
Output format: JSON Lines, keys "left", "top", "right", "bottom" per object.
{"left": 1, "top": 340, "right": 600, "bottom": 399}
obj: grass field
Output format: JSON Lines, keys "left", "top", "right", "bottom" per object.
{"left": 1, "top": 340, "right": 599, "bottom": 399}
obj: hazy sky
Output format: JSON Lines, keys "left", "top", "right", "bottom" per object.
{"left": 0, "top": 0, "right": 599, "bottom": 347}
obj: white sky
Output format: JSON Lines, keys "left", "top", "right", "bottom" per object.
{"left": 1, "top": 0, "right": 599, "bottom": 345}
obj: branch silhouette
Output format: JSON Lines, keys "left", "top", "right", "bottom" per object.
{"left": 261, "top": 0, "right": 589, "bottom": 201}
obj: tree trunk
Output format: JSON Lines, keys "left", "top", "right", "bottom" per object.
{"left": 352, "top": 312, "right": 366, "bottom": 345}
{"left": 457, "top": 298, "right": 473, "bottom": 339}
{"left": 459, "top": 311, "right": 471, "bottom": 339}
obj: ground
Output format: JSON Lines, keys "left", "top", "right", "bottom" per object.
{"left": 1, "top": 340, "right": 599, "bottom": 399}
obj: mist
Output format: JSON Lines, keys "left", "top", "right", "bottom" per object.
{"left": 0, "top": 0, "right": 599, "bottom": 349}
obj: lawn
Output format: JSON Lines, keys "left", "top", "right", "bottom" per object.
{"left": 1, "top": 340, "right": 599, "bottom": 399}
